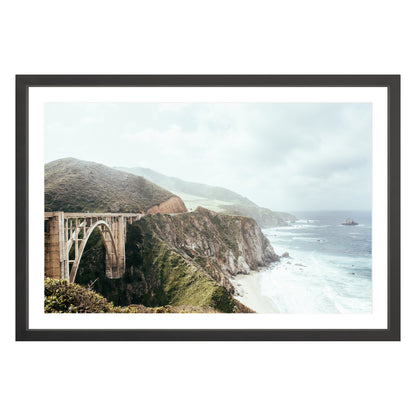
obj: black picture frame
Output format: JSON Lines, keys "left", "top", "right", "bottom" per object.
{"left": 16, "top": 75, "right": 400, "bottom": 341}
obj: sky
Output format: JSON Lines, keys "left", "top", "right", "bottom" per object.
{"left": 44, "top": 102, "right": 372, "bottom": 212}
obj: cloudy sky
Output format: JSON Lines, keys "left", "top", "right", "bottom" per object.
{"left": 45, "top": 102, "right": 372, "bottom": 212}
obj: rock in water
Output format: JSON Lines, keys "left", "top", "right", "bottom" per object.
{"left": 341, "top": 217, "right": 358, "bottom": 226}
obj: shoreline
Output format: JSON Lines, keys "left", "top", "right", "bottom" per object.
{"left": 232, "top": 269, "right": 280, "bottom": 314}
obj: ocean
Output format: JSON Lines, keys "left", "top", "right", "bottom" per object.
{"left": 260, "top": 211, "right": 372, "bottom": 313}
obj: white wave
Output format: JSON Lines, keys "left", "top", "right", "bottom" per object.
{"left": 292, "top": 236, "right": 325, "bottom": 242}
{"left": 295, "top": 219, "right": 318, "bottom": 224}
{"left": 264, "top": 231, "right": 309, "bottom": 239}
{"left": 291, "top": 224, "right": 328, "bottom": 229}
{"left": 257, "top": 248, "right": 372, "bottom": 314}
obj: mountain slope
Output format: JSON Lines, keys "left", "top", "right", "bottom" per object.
{"left": 115, "top": 166, "right": 295, "bottom": 227}
{"left": 45, "top": 158, "right": 187, "bottom": 213}
{"left": 115, "top": 166, "right": 257, "bottom": 206}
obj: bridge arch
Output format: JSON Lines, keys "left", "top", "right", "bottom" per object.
{"left": 44, "top": 212, "right": 141, "bottom": 282}
{"left": 69, "top": 220, "right": 118, "bottom": 283}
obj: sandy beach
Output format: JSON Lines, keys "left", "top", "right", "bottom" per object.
{"left": 232, "top": 271, "right": 279, "bottom": 313}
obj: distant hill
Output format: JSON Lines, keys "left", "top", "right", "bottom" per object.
{"left": 117, "top": 166, "right": 256, "bottom": 207}
{"left": 115, "top": 166, "right": 295, "bottom": 227}
{"left": 220, "top": 204, "right": 296, "bottom": 227}
{"left": 45, "top": 158, "right": 187, "bottom": 213}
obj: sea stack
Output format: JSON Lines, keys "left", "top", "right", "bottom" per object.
{"left": 341, "top": 217, "right": 358, "bottom": 226}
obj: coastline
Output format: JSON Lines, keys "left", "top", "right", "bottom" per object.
{"left": 232, "top": 270, "right": 279, "bottom": 313}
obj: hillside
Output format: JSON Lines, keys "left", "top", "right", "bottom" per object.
{"left": 115, "top": 166, "right": 295, "bottom": 227}
{"left": 116, "top": 166, "right": 256, "bottom": 206}
{"left": 45, "top": 158, "right": 187, "bottom": 213}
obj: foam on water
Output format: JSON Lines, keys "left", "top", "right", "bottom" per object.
{"left": 258, "top": 211, "right": 372, "bottom": 314}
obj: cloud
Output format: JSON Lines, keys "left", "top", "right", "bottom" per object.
{"left": 45, "top": 102, "right": 372, "bottom": 211}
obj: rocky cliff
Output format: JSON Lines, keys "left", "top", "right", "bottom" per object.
{"left": 127, "top": 207, "right": 279, "bottom": 298}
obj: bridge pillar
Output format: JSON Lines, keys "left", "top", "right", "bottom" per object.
{"left": 103, "top": 216, "right": 126, "bottom": 279}
{"left": 44, "top": 212, "right": 68, "bottom": 280}
{"left": 102, "top": 223, "right": 118, "bottom": 279}
{"left": 117, "top": 216, "right": 126, "bottom": 276}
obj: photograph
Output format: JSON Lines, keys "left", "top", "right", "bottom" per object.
{"left": 43, "top": 102, "right": 372, "bottom": 315}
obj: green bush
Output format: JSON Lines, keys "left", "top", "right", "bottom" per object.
{"left": 44, "top": 278, "right": 219, "bottom": 313}
{"left": 44, "top": 277, "right": 115, "bottom": 313}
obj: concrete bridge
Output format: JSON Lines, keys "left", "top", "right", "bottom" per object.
{"left": 44, "top": 212, "right": 143, "bottom": 283}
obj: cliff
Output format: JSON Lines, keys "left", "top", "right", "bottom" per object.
{"left": 126, "top": 207, "right": 278, "bottom": 300}
{"left": 45, "top": 158, "right": 187, "bottom": 214}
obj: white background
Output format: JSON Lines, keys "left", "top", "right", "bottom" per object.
{"left": 1, "top": 1, "right": 413, "bottom": 416}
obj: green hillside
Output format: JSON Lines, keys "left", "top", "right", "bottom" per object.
{"left": 45, "top": 158, "right": 182, "bottom": 213}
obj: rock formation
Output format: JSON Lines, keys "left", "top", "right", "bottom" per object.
{"left": 342, "top": 217, "right": 358, "bottom": 226}
{"left": 141, "top": 207, "right": 278, "bottom": 292}
{"left": 120, "top": 207, "right": 279, "bottom": 311}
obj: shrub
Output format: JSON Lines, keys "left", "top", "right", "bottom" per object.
{"left": 44, "top": 278, "right": 219, "bottom": 313}
{"left": 44, "top": 277, "right": 115, "bottom": 313}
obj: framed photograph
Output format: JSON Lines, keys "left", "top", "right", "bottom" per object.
{"left": 16, "top": 75, "right": 400, "bottom": 341}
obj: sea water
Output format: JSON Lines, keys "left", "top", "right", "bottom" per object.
{"left": 260, "top": 211, "right": 372, "bottom": 313}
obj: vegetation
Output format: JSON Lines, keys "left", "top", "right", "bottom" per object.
{"left": 45, "top": 158, "right": 177, "bottom": 212}
{"left": 45, "top": 277, "right": 124, "bottom": 313}
{"left": 44, "top": 278, "right": 218, "bottom": 313}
